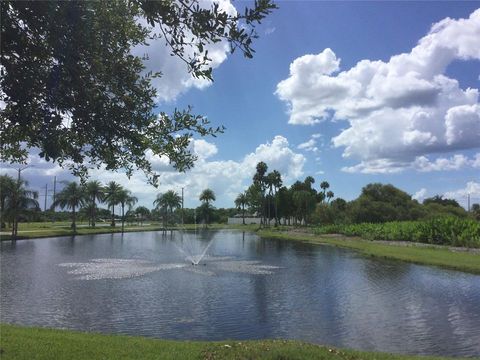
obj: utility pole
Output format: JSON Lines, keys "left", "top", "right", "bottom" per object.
{"left": 467, "top": 193, "right": 471, "bottom": 212}
{"left": 181, "top": 187, "right": 184, "bottom": 226}
{"left": 44, "top": 183, "right": 48, "bottom": 212}
{"left": 52, "top": 176, "right": 57, "bottom": 223}
{"left": 11, "top": 165, "right": 33, "bottom": 240}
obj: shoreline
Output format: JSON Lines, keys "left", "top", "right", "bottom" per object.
{"left": 257, "top": 229, "right": 480, "bottom": 275}
{"left": 1, "top": 223, "right": 479, "bottom": 274}
{"left": 0, "top": 324, "right": 454, "bottom": 360}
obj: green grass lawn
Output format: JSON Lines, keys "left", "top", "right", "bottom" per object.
{"left": 258, "top": 229, "right": 480, "bottom": 274}
{"left": 0, "top": 222, "right": 259, "bottom": 241}
{"left": 0, "top": 324, "right": 454, "bottom": 360}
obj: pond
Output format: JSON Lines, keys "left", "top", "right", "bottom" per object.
{"left": 1, "top": 230, "right": 479, "bottom": 357}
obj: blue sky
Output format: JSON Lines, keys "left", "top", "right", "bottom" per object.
{"left": 2, "top": 1, "right": 480, "bottom": 209}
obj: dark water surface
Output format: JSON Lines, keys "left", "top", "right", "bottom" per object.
{"left": 1, "top": 230, "right": 479, "bottom": 357}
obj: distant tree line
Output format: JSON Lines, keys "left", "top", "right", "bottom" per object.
{"left": 1, "top": 167, "right": 479, "bottom": 238}
{"left": 232, "top": 162, "right": 480, "bottom": 227}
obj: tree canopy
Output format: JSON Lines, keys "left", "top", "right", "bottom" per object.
{"left": 0, "top": 0, "right": 276, "bottom": 184}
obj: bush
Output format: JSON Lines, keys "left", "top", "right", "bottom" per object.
{"left": 313, "top": 218, "right": 480, "bottom": 248}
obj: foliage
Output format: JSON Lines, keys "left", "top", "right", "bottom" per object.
{"left": 199, "top": 188, "right": 216, "bottom": 226}
{"left": 154, "top": 190, "right": 182, "bottom": 227}
{"left": 84, "top": 180, "right": 104, "bottom": 227}
{"left": 51, "top": 181, "right": 87, "bottom": 232}
{"left": 104, "top": 181, "right": 124, "bottom": 227}
{"left": 135, "top": 206, "right": 151, "bottom": 225}
{"left": 234, "top": 192, "right": 248, "bottom": 225}
{"left": 423, "top": 195, "right": 461, "bottom": 208}
{"left": 1, "top": 1, "right": 276, "bottom": 183}
{"left": 348, "top": 183, "right": 423, "bottom": 223}
{"left": 472, "top": 203, "right": 480, "bottom": 221}
{"left": 117, "top": 189, "right": 137, "bottom": 231}
{"left": 314, "top": 218, "right": 480, "bottom": 248}
{"left": 0, "top": 174, "right": 40, "bottom": 237}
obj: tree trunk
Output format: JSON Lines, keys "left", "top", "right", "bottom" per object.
{"left": 72, "top": 206, "right": 77, "bottom": 233}
{"left": 242, "top": 205, "right": 245, "bottom": 225}
{"left": 121, "top": 203, "right": 125, "bottom": 232}
{"left": 92, "top": 196, "right": 96, "bottom": 228}
{"left": 111, "top": 205, "right": 115, "bottom": 227}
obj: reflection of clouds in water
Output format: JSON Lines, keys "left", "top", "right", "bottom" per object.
{"left": 59, "top": 257, "right": 280, "bottom": 280}
{"left": 214, "top": 261, "right": 280, "bottom": 275}
{"left": 59, "top": 259, "right": 185, "bottom": 280}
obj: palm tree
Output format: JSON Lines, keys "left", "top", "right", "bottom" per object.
{"left": 235, "top": 192, "right": 248, "bottom": 225}
{"left": 199, "top": 188, "right": 216, "bottom": 226}
{"left": 326, "top": 190, "right": 334, "bottom": 203}
{"left": 2, "top": 176, "right": 39, "bottom": 238}
{"left": 84, "top": 180, "right": 104, "bottom": 227}
{"left": 135, "top": 206, "right": 150, "bottom": 226}
{"left": 52, "top": 182, "right": 86, "bottom": 233}
{"left": 320, "top": 181, "right": 330, "bottom": 201}
{"left": 0, "top": 175, "right": 16, "bottom": 229}
{"left": 117, "top": 189, "right": 137, "bottom": 232}
{"left": 154, "top": 190, "right": 182, "bottom": 227}
{"left": 253, "top": 162, "right": 268, "bottom": 225}
{"left": 267, "top": 170, "right": 282, "bottom": 225}
{"left": 104, "top": 181, "right": 123, "bottom": 227}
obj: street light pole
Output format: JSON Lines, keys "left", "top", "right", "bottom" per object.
{"left": 12, "top": 165, "right": 33, "bottom": 240}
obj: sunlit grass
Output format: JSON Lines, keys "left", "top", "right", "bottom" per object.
{"left": 259, "top": 229, "right": 480, "bottom": 274}
{"left": 0, "top": 324, "right": 452, "bottom": 360}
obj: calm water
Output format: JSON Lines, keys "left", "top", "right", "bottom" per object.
{"left": 1, "top": 230, "right": 480, "bottom": 357}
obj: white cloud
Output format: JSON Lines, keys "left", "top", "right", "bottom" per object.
{"left": 265, "top": 27, "right": 276, "bottom": 35}
{"left": 298, "top": 139, "right": 316, "bottom": 150}
{"left": 342, "top": 152, "right": 480, "bottom": 173}
{"left": 276, "top": 9, "right": 480, "bottom": 173}
{"left": 133, "top": 0, "right": 236, "bottom": 102}
{"left": 444, "top": 181, "right": 480, "bottom": 207}
{"left": 413, "top": 154, "right": 471, "bottom": 172}
{"left": 412, "top": 188, "right": 427, "bottom": 202}
{"left": 297, "top": 134, "right": 322, "bottom": 154}
{"left": 3, "top": 136, "right": 306, "bottom": 209}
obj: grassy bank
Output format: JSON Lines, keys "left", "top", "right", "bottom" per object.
{"left": 258, "top": 229, "right": 480, "bottom": 274}
{"left": 0, "top": 222, "right": 259, "bottom": 241}
{"left": 0, "top": 324, "right": 452, "bottom": 360}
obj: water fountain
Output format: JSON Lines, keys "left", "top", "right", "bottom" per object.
{"left": 171, "top": 231, "right": 215, "bottom": 266}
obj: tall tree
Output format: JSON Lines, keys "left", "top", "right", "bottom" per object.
{"left": 0, "top": 174, "right": 16, "bottom": 229}
{"left": 326, "top": 190, "right": 334, "bottom": 203}
{"left": 253, "top": 162, "right": 268, "bottom": 226}
{"left": 84, "top": 180, "right": 104, "bottom": 228}
{"left": 320, "top": 181, "right": 330, "bottom": 198}
{"left": 117, "top": 189, "right": 138, "bottom": 232}
{"left": 1, "top": 1, "right": 276, "bottom": 183}
{"left": 154, "top": 190, "right": 182, "bottom": 227}
{"left": 235, "top": 192, "right": 248, "bottom": 225}
{"left": 266, "top": 170, "right": 282, "bottom": 225}
{"left": 2, "top": 176, "right": 39, "bottom": 238}
{"left": 52, "top": 182, "right": 86, "bottom": 233}
{"left": 199, "top": 188, "right": 216, "bottom": 226}
{"left": 135, "top": 206, "right": 150, "bottom": 226}
{"left": 199, "top": 188, "right": 216, "bottom": 207}
{"left": 104, "top": 181, "right": 123, "bottom": 227}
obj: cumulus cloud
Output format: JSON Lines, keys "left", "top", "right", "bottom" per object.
{"left": 133, "top": 0, "right": 236, "bottom": 102}
{"left": 276, "top": 9, "right": 480, "bottom": 173}
{"left": 412, "top": 188, "right": 428, "bottom": 202}
{"left": 2, "top": 136, "right": 306, "bottom": 209}
{"left": 94, "top": 135, "right": 305, "bottom": 208}
{"left": 444, "top": 181, "right": 480, "bottom": 208}
{"left": 342, "top": 152, "right": 480, "bottom": 173}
